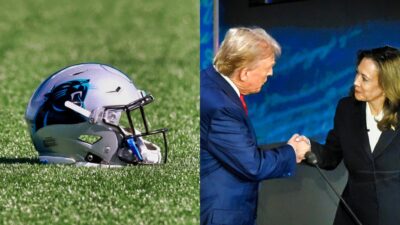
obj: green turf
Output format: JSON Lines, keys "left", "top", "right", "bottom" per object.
{"left": 0, "top": 0, "right": 199, "bottom": 224}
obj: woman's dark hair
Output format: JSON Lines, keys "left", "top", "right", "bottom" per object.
{"left": 357, "top": 46, "right": 400, "bottom": 67}
{"left": 356, "top": 46, "right": 400, "bottom": 131}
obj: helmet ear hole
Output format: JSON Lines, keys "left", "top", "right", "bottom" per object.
{"left": 85, "top": 153, "right": 102, "bottom": 163}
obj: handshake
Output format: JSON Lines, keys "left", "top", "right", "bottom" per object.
{"left": 287, "top": 134, "right": 311, "bottom": 163}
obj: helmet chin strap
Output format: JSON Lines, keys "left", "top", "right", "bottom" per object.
{"left": 126, "top": 137, "right": 143, "bottom": 162}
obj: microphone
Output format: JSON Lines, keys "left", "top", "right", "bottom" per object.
{"left": 305, "top": 151, "right": 318, "bottom": 165}
{"left": 305, "top": 152, "right": 363, "bottom": 225}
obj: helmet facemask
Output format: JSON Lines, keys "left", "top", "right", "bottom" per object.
{"left": 68, "top": 93, "right": 168, "bottom": 165}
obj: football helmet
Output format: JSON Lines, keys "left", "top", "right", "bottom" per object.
{"left": 25, "top": 63, "right": 168, "bottom": 166}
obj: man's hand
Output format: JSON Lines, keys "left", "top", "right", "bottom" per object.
{"left": 287, "top": 134, "right": 311, "bottom": 163}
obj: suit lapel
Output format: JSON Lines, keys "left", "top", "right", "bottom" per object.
{"left": 354, "top": 100, "right": 399, "bottom": 158}
{"left": 205, "top": 67, "right": 246, "bottom": 114}
{"left": 353, "top": 101, "right": 374, "bottom": 160}
{"left": 205, "top": 67, "right": 257, "bottom": 144}
{"left": 373, "top": 128, "right": 399, "bottom": 158}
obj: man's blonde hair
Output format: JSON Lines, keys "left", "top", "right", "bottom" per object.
{"left": 213, "top": 27, "right": 281, "bottom": 77}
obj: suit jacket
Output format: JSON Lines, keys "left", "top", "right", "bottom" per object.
{"left": 200, "top": 66, "right": 296, "bottom": 225}
{"left": 312, "top": 96, "right": 400, "bottom": 225}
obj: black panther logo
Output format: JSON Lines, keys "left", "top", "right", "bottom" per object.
{"left": 34, "top": 79, "right": 90, "bottom": 132}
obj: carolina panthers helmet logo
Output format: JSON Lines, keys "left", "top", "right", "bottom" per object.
{"left": 34, "top": 79, "right": 90, "bottom": 132}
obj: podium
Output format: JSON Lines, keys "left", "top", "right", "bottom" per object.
{"left": 257, "top": 144, "right": 348, "bottom": 225}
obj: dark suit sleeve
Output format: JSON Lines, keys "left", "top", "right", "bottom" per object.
{"left": 206, "top": 106, "right": 296, "bottom": 181}
{"left": 311, "top": 100, "right": 344, "bottom": 170}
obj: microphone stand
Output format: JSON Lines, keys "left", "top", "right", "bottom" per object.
{"left": 306, "top": 152, "right": 363, "bottom": 225}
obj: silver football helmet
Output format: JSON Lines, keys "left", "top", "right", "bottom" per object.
{"left": 25, "top": 63, "right": 168, "bottom": 166}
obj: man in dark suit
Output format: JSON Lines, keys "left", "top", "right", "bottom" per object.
{"left": 200, "top": 27, "right": 310, "bottom": 225}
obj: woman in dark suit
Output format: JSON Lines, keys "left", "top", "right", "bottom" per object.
{"left": 310, "top": 46, "right": 400, "bottom": 225}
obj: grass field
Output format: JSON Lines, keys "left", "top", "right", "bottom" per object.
{"left": 0, "top": 0, "right": 199, "bottom": 224}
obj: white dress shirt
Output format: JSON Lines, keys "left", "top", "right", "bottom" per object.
{"left": 365, "top": 103, "right": 383, "bottom": 152}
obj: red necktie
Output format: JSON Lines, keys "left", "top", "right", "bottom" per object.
{"left": 239, "top": 94, "right": 248, "bottom": 115}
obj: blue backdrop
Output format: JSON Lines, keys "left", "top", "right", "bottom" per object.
{"left": 244, "top": 22, "right": 400, "bottom": 144}
{"left": 200, "top": 0, "right": 214, "bottom": 70}
{"left": 201, "top": 0, "right": 400, "bottom": 144}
